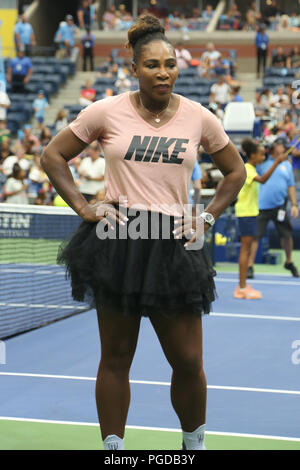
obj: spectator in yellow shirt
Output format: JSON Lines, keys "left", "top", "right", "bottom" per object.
{"left": 234, "top": 139, "right": 285, "bottom": 299}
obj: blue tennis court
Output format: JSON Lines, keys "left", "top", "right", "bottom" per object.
{"left": 1, "top": 269, "right": 300, "bottom": 449}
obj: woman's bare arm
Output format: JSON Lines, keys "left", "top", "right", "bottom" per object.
{"left": 41, "top": 127, "right": 127, "bottom": 225}
{"left": 205, "top": 140, "right": 246, "bottom": 219}
{"left": 174, "top": 140, "right": 246, "bottom": 245}
{"left": 41, "top": 127, "right": 92, "bottom": 217}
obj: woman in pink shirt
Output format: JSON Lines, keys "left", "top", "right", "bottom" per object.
{"left": 41, "top": 15, "right": 246, "bottom": 451}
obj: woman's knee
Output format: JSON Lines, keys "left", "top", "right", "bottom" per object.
{"left": 97, "top": 310, "right": 141, "bottom": 375}
{"left": 100, "top": 343, "right": 135, "bottom": 375}
{"left": 171, "top": 353, "right": 204, "bottom": 378}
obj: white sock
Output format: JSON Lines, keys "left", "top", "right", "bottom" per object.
{"left": 103, "top": 434, "right": 124, "bottom": 450}
{"left": 182, "top": 424, "right": 206, "bottom": 450}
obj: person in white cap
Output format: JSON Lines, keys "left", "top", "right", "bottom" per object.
{"left": 54, "top": 15, "right": 77, "bottom": 58}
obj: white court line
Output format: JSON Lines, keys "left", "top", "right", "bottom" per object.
{"left": 210, "top": 312, "right": 300, "bottom": 322}
{"left": 0, "top": 417, "right": 299, "bottom": 443}
{"left": 1, "top": 266, "right": 297, "bottom": 283}
{"left": 0, "top": 303, "right": 298, "bottom": 321}
{"left": 1, "top": 372, "right": 300, "bottom": 396}
{"left": 0, "top": 269, "right": 64, "bottom": 275}
{"left": 0, "top": 303, "right": 86, "bottom": 310}
{"left": 217, "top": 270, "right": 291, "bottom": 278}
{"left": 216, "top": 277, "right": 300, "bottom": 286}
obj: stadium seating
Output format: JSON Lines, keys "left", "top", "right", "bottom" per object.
{"left": 94, "top": 77, "right": 117, "bottom": 86}
{"left": 5, "top": 56, "right": 76, "bottom": 135}
{"left": 177, "top": 68, "right": 198, "bottom": 78}
{"left": 64, "top": 104, "right": 84, "bottom": 122}
{"left": 264, "top": 67, "right": 297, "bottom": 77}
{"left": 6, "top": 111, "right": 27, "bottom": 134}
{"left": 9, "top": 101, "right": 33, "bottom": 122}
{"left": 175, "top": 77, "right": 196, "bottom": 87}
{"left": 263, "top": 76, "right": 294, "bottom": 87}
{"left": 186, "top": 19, "right": 209, "bottom": 31}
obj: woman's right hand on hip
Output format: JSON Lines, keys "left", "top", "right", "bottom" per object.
{"left": 78, "top": 202, "right": 129, "bottom": 229}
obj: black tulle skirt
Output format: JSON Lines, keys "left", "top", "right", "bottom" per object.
{"left": 57, "top": 208, "right": 217, "bottom": 317}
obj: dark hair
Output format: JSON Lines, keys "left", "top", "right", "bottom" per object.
{"left": 241, "top": 138, "right": 259, "bottom": 160}
{"left": 270, "top": 139, "right": 287, "bottom": 153}
{"left": 125, "top": 14, "right": 172, "bottom": 64}
{"left": 11, "top": 162, "right": 22, "bottom": 179}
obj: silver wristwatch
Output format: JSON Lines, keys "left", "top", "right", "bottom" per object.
{"left": 199, "top": 212, "right": 215, "bottom": 227}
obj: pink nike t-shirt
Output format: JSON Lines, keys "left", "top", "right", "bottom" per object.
{"left": 69, "top": 92, "right": 229, "bottom": 216}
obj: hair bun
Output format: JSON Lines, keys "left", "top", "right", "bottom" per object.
{"left": 126, "top": 14, "right": 165, "bottom": 50}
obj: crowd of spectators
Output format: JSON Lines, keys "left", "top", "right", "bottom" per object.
{"left": 0, "top": 124, "right": 106, "bottom": 207}
{"left": 96, "top": 55, "right": 137, "bottom": 95}
{"left": 2, "top": 2, "right": 300, "bottom": 206}
{"left": 102, "top": 4, "right": 134, "bottom": 31}
{"left": 12, "top": 2, "right": 96, "bottom": 61}
{"left": 1, "top": 27, "right": 243, "bottom": 205}
{"left": 100, "top": 1, "right": 300, "bottom": 34}
{"left": 252, "top": 41, "right": 300, "bottom": 190}
{"left": 253, "top": 42, "right": 300, "bottom": 122}
{"left": 13, "top": 0, "right": 300, "bottom": 41}
{"left": 219, "top": 1, "right": 300, "bottom": 32}
{"left": 254, "top": 82, "right": 300, "bottom": 182}
{"left": 271, "top": 46, "right": 300, "bottom": 69}
{"left": 101, "top": 3, "right": 215, "bottom": 33}
{"left": 1, "top": 2, "right": 104, "bottom": 207}
{"left": 97, "top": 41, "right": 237, "bottom": 95}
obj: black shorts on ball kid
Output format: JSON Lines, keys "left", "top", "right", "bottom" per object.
{"left": 257, "top": 206, "right": 293, "bottom": 240}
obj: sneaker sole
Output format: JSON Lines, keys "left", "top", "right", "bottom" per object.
{"left": 234, "top": 292, "right": 262, "bottom": 299}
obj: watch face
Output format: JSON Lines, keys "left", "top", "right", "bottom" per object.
{"left": 202, "top": 212, "right": 215, "bottom": 225}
